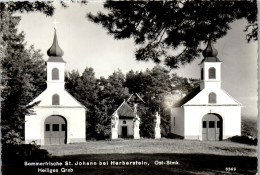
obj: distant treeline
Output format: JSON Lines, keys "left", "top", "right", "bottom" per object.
{"left": 241, "top": 117, "right": 257, "bottom": 138}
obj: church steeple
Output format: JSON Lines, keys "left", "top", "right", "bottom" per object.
{"left": 199, "top": 39, "right": 222, "bottom": 90}
{"left": 46, "top": 29, "right": 66, "bottom": 89}
{"left": 201, "top": 39, "right": 221, "bottom": 63}
{"left": 202, "top": 39, "right": 218, "bottom": 58}
{"left": 47, "top": 29, "right": 65, "bottom": 62}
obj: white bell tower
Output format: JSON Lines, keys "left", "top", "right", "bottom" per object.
{"left": 46, "top": 29, "right": 66, "bottom": 90}
{"left": 199, "top": 39, "right": 222, "bottom": 90}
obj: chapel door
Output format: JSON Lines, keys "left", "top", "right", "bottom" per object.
{"left": 208, "top": 121, "right": 216, "bottom": 141}
{"left": 44, "top": 115, "right": 67, "bottom": 145}
{"left": 202, "top": 114, "right": 222, "bottom": 141}
{"left": 122, "top": 126, "right": 128, "bottom": 137}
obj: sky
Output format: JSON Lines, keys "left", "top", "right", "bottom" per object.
{"left": 17, "top": 2, "right": 258, "bottom": 118}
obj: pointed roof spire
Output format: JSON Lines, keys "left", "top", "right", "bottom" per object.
{"left": 202, "top": 38, "right": 218, "bottom": 57}
{"left": 47, "top": 29, "right": 65, "bottom": 62}
{"left": 200, "top": 38, "right": 221, "bottom": 63}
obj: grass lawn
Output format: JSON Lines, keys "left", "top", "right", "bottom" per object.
{"left": 3, "top": 139, "right": 257, "bottom": 175}
{"left": 41, "top": 138, "right": 257, "bottom": 157}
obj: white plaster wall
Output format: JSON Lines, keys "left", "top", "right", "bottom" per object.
{"left": 25, "top": 87, "right": 86, "bottom": 145}
{"left": 118, "top": 119, "right": 134, "bottom": 136}
{"left": 184, "top": 106, "right": 241, "bottom": 140}
{"left": 25, "top": 113, "right": 42, "bottom": 143}
{"left": 221, "top": 106, "right": 241, "bottom": 139}
{"left": 171, "top": 107, "right": 184, "bottom": 136}
{"left": 47, "top": 82, "right": 65, "bottom": 90}
{"left": 47, "top": 62, "right": 65, "bottom": 82}
{"left": 31, "top": 89, "right": 83, "bottom": 107}
{"left": 184, "top": 107, "right": 201, "bottom": 139}
{"left": 185, "top": 89, "right": 241, "bottom": 106}
{"left": 200, "top": 62, "right": 222, "bottom": 89}
{"left": 25, "top": 107, "right": 85, "bottom": 145}
{"left": 200, "top": 81, "right": 222, "bottom": 90}
{"left": 200, "top": 62, "right": 221, "bottom": 80}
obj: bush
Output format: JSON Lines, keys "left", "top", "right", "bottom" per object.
{"left": 2, "top": 143, "right": 50, "bottom": 175}
{"left": 165, "top": 133, "right": 184, "bottom": 139}
{"left": 2, "top": 143, "right": 50, "bottom": 163}
{"left": 241, "top": 118, "right": 258, "bottom": 138}
{"left": 227, "top": 135, "right": 257, "bottom": 145}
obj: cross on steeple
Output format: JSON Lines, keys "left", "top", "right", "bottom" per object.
{"left": 52, "top": 19, "right": 60, "bottom": 28}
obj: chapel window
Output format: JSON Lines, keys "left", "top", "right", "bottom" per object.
{"left": 52, "top": 94, "right": 60, "bottom": 105}
{"left": 208, "top": 92, "right": 216, "bottom": 103}
{"left": 45, "top": 124, "right": 50, "bottom": 131}
{"left": 202, "top": 121, "right": 206, "bottom": 128}
{"left": 217, "top": 121, "right": 221, "bottom": 128}
{"left": 208, "top": 67, "right": 216, "bottom": 79}
{"left": 52, "top": 124, "right": 59, "bottom": 131}
{"left": 52, "top": 68, "right": 59, "bottom": 80}
{"left": 62, "top": 124, "right": 66, "bottom": 131}
{"left": 209, "top": 121, "right": 215, "bottom": 128}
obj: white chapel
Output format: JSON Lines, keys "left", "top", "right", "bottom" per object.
{"left": 111, "top": 100, "right": 135, "bottom": 139}
{"left": 25, "top": 29, "right": 86, "bottom": 145}
{"left": 171, "top": 40, "right": 242, "bottom": 141}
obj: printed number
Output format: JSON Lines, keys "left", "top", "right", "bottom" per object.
{"left": 225, "top": 167, "right": 236, "bottom": 172}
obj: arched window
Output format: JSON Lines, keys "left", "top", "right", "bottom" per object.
{"left": 208, "top": 92, "right": 216, "bottom": 103}
{"left": 52, "top": 68, "right": 59, "bottom": 80}
{"left": 208, "top": 67, "right": 216, "bottom": 79}
{"left": 201, "top": 68, "right": 204, "bottom": 80}
{"left": 52, "top": 94, "right": 60, "bottom": 105}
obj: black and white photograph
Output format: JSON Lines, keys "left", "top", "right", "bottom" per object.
{"left": 1, "top": 1, "right": 258, "bottom": 174}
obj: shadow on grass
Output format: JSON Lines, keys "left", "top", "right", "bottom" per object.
{"left": 2, "top": 152, "right": 257, "bottom": 175}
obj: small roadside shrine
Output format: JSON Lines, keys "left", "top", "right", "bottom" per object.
{"left": 111, "top": 94, "right": 147, "bottom": 139}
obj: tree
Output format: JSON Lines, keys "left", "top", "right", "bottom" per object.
{"left": 65, "top": 70, "right": 82, "bottom": 101}
{"left": 100, "top": 70, "right": 130, "bottom": 113}
{"left": 0, "top": 1, "right": 88, "bottom": 171}
{"left": 80, "top": 67, "right": 100, "bottom": 139}
{"left": 0, "top": 1, "right": 77, "bottom": 145}
{"left": 125, "top": 65, "right": 200, "bottom": 137}
{"left": 66, "top": 67, "right": 99, "bottom": 108}
{"left": 0, "top": 1, "right": 55, "bottom": 145}
{"left": 88, "top": 1, "right": 257, "bottom": 69}
{"left": 0, "top": 1, "right": 87, "bottom": 17}
{"left": 66, "top": 67, "right": 100, "bottom": 139}
{"left": 92, "top": 100, "right": 110, "bottom": 139}
{"left": 125, "top": 66, "right": 169, "bottom": 137}
{"left": 171, "top": 73, "right": 200, "bottom": 95}
{"left": 93, "top": 70, "right": 130, "bottom": 139}
{"left": 65, "top": 65, "right": 199, "bottom": 139}
{"left": 1, "top": 15, "right": 46, "bottom": 144}
{"left": 125, "top": 70, "right": 150, "bottom": 98}
{"left": 66, "top": 68, "right": 130, "bottom": 139}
